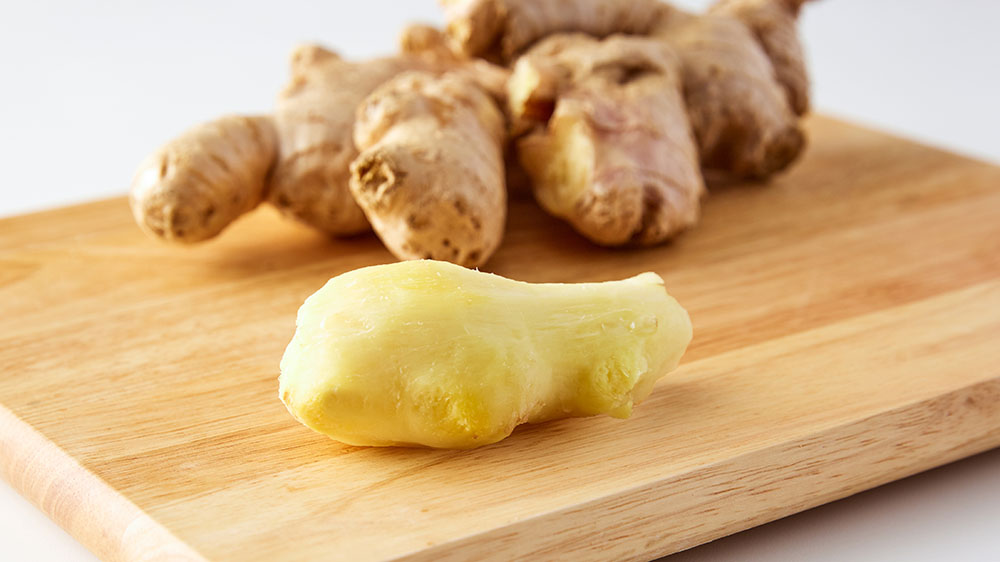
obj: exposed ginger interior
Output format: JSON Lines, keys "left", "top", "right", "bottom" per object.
{"left": 519, "top": 114, "right": 595, "bottom": 219}
{"left": 279, "top": 260, "right": 692, "bottom": 449}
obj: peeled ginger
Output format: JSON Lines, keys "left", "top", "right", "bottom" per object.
{"left": 279, "top": 260, "right": 692, "bottom": 448}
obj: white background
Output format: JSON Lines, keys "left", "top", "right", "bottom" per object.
{"left": 1, "top": 1, "right": 999, "bottom": 560}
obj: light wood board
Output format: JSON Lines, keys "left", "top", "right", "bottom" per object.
{"left": 1, "top": 116, "right": 999, "bottom": 561}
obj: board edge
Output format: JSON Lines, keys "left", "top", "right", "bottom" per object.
{"left": 404, "top": 376, "right": 1000, "bottom": 562}
{"left": 0, "top": 405, "right": 208, "bottom": 562}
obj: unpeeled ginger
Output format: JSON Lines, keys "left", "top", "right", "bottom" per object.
{"left": 279, "top": 260, "right": 692, "bottom": 448}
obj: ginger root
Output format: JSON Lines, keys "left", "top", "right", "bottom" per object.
{"left": 268, "top": 45, "right": 439, "bottom": 236}
{"left": 400, "top": 23, "right": 514, "bottom": 105}
{"left": 510, "top": 34, "right": 704, "bottom": 245}
{"left": 269, "top": 27, "right": 509, "bottom": 240}
{"left": 351, "top": 72, "right": 507, "bottom": 267}
{"left": 711, "top": 0, "right": 810, "bottom": 115}
{"left": 445, "top": 0, "right": 810, "bottom": 179}
{"left": 129, "top": 0, "right": 816, "bottom": 261}
{"left": 279, "top": 260, "right": 692, "bottom": 448}
{"left": 129, "top": 115, "right": 276, "bottom": 243}
{"left": 657, "top": 7, "right": 805, "bottom": 178}
{"left": 442, "top": 0, "right": 669, "bottom": 63}
{"left": 131, "top": 27, "right": 510, "bottom": 253}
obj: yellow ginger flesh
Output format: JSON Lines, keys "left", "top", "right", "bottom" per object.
{"left": 279, "top": 260, "right": 692, "bottom": 448}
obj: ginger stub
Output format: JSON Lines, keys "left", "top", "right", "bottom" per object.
{"left": 446, "top": 0, "right": 810, "bottom": 179}
{"left": 511, "top": 34, "right": 705, "bottom": 246}
{"left": 279, "top": 260, "right": 692, "bottom": 449}
{"left": 350, "top": 71, "right": 507, "bottom": 267}
{"left": 129, "top": 115, "right": 277, "bottom": 243}
{"left": 268, "top": 45, "right": 439, "bottom": 237}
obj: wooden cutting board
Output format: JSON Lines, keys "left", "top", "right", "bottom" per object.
{"left": 1, "top": 116, "right": 998, "bottom": 562}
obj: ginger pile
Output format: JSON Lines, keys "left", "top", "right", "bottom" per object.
{"left": 130, "top": 0, "right": 811, "bottom": 266}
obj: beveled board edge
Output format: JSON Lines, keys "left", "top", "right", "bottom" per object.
{"left": 0, "top": 405, "right": 206, "bottom": 562}
{"left": 406, "top": 377, "right": 1000, "bottom": 561}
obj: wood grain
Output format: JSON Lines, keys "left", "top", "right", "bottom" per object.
{"left": 0, "top": 116, "right": 998, "bottom": 561}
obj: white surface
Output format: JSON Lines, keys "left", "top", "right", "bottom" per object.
{"left": 1, "top": 1, "right": 998, "bottom": 560}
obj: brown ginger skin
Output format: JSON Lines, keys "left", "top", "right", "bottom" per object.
{"left": 269, "top": 45, "right": 439, "bottom": 237}
{"left": 129, "top": 2, "right": 816, "bottom": 258}
{"left": 400, "top": 23, "right": 513, "bottom": 105}
{"left": 129, "top": 115, "right": 277, "bottom": 243}
{"left": 510, "top": 34, "right": 704, "bottom": 246}
{"left": 442, "top": 0, "right": 669, "bottom": 63}
{"left": 269, "top": 32, "right": 509, "bottom": 240}
{"left": 710, "top": 0, "right": 810, "bottom": 115}
{"left": 350, "top": 71, "right": 507, "bottom": 267}
{"left": 131, "top": 30, "right": 510, "bottom": 254}
{"left": 444, "top": 0, "right": 811, "bottom": 180}
{"left": 656, "top": 9, "right": 805, "bottom": 178}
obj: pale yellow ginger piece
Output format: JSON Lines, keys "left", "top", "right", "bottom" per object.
{"left": 129, "top": 115, "right": 277, "bottom": 243}
{"left": 279, "top": 260, "right": 692, "bottom": 449}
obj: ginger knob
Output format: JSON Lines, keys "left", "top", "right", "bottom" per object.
{"left": 279, "top": 260, "right": 692, "bottom": 449}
